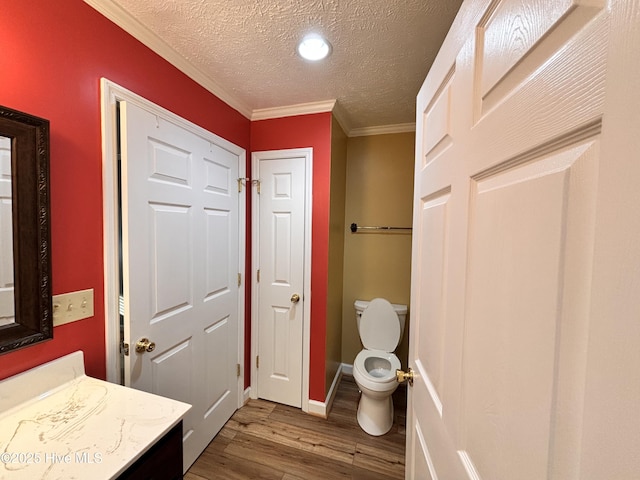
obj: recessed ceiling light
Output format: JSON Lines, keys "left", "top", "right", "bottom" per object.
{"left": 297, "top": 34, "right": 332, "bottom": 61}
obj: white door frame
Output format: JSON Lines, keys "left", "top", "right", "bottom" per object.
{"left": 100, "top": 78, "right": 246, "bottom": 408}
{"left": 250, "top": 148, "right": 313, "bottom": 413}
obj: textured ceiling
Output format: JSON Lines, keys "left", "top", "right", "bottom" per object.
{"left": 88, "top": 0, "right": 463, "bottom": 132}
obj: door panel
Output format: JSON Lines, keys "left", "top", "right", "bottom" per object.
{"left": 478, "top": 0, "right": 575, "bottom": 99}
{"left": 151, "top": 339, "right": 194, "bottom": 406}
{"left": 462, "top": 142, "right": 598, "bottom": 480}
{"left": 417, "top": 190, "right": 450, "bottom": 408}
{"left": 120, "top": 100, "right": 240, "bottom": 470}
{"left": 204, "top": 315, "right": 231, "bottom": 415}
{"left": 204, "top": 209, "right": 230, "bottom": 295}
{"left": 149, "top": 203, "right": 192, "bottom": 319}
{"left": 407, "top": 0, "right": 636, "bottom": 478}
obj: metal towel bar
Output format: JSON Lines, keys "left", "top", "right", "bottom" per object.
{"left": 350, "top": 222, "right": 412, "bottom": 233}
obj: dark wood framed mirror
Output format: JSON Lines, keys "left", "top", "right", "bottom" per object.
{"left": 0, "top": 105, "right": 52, "bottom": 354}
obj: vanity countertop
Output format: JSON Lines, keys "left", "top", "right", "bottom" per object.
{"left": 0, "top": 351, "right": 191, "bottom": 479}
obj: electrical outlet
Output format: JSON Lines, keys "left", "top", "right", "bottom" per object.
{"left": 53, "top": 288, "right": 94, "bottom": 327}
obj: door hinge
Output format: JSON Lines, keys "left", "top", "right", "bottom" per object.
{"left": 238, "top": 273, "right": 241, "bottom": 287}
{"left": 257, "top": 269, "right": 260, "bottom": 282}
{"left": 237, "top": 363, "right": 241, "bottom": 377}
{"left": 256, "top": 355, "right": 260, "bottom": 368}
{"left": 121, "top": 342, "right": 130, "bottom": 356}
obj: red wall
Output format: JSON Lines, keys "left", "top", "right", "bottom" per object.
{"left": 251, "top": 114, "right": 332, "bottom": 402}
{"left": 0, "top": 0, "right": 250, "bottom": 380}
{"left": 1, "top": 0, "right": 330, "bottom": 404}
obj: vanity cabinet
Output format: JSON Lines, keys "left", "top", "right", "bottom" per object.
{"left": 0, "top": 351, "right": 191, "bottom": 480}
{"left": 117, "top": 422, "right": 183, "bottom": 480}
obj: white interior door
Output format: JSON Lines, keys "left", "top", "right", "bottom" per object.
{"left": 408, "top": 0, "right": 640, "bottom": 479}
{"left": 0, "top": 136, "right": 13, "bottom": 326}
{"left": 120, "top": 100, "right": 241, "bottom": 471}
{"left": 252, "top": 149, "right": 310, "bottom": 408}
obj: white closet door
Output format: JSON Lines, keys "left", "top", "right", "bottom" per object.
{"left": 120, "top": 100, "right": 240, "bottom": 471}
{"left": 255, "top": 152, "right": 306, "bottom": 408}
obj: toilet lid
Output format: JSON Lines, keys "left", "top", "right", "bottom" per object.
{"left": 360, "top": 298, "right": 401, "bottom": 352}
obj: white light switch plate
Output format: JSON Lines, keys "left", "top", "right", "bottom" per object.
{"left": 53, "top": 288, "right": 94, "bottom": 327}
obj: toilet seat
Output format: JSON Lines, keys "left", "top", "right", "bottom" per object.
{"left": 353, "top": 349, "right": 401, "bottom": 391}
{"left": 359, "top": 298, "right": 401, "bottom": 352}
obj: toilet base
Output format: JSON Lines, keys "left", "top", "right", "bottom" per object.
{"left": 356, "top": 391, "right": 394, "bottom": 436}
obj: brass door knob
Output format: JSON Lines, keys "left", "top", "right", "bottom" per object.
{"left": 291, "top": 293, "right": 300, "bottom": 304}
{"left": 396, "top": 368, "right": 414, "bottom": 386}
{"left": 136, "top": 338, "right": 156, "bottom": 353}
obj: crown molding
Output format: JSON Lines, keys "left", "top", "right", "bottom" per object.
{"left": 331, "top": 102, "right": 351, "bottom": 136}
{"left": 251, "top": 100, "right": 337, "bottom": 121}
{"left": 84, "top": 0, "right": 253, "bottom": 119}
{"left": 348, "top": 123, "right": 416, "bottom": 137}
{"left": 84, "top": 1, "right": 416, "bottom": 136}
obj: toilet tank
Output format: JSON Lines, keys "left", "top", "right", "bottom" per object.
{"left": 354, "top": 299, "right": 407, "bottom": 338}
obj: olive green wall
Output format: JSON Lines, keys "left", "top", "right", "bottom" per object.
{"left": 341, "top": 132, "right": 415, "bottom": 370}
{"left": 325, "top": 117, "right": 348, "bottom": 396}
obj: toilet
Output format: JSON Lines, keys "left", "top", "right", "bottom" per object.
{"left": 353, "top": 298, "right": 407, "bottom": 436}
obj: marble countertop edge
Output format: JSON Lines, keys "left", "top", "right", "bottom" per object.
{"left": 0, "top": 351, "right": 192, "bottom": 479}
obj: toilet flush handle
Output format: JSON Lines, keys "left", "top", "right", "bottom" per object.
{"left": 396, "top": 368, "right": 414, "bottom": 386}
{"left": 291, "top": 293, "right": 300, "bottom": 304}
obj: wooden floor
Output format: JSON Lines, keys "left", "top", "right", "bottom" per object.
{"left": 185, "top": 375, "right": 407, "bottom": 480}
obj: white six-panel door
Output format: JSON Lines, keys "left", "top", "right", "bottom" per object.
{"left": 409, "top": 0, "right": 640, "bottom": 479}
{"left": 252, "top": 148, "right": 311, "bottom": 409}
{"left": 119, "top": 99, "right": 241, "bottom": 471}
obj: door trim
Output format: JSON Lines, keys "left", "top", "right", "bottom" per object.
{"left": 100, "top": 78, "right": 246, "bottom": 408}
{"left": 250, "top": 148, "right": 313, "bottom": 412}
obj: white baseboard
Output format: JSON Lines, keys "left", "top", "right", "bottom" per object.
{"left": 307, "top": 399, "right": 327, "bottom": 417}
{"left": 306, "top": 363, "right": 346, "bottom": 418}
{"left": 247, "top": 363, "right": 354, "bottom": 417}
{"left": 325, "top": 364, "right": 343, "bottom": 413}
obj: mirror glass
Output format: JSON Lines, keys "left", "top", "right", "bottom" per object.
{"left": 0, "top": 135, "right": 14, "bottom": 327}
{"left": 0, "top": 106, "right": 52, "bottom": 354}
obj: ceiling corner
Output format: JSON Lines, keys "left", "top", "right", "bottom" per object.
{"left": 83, "top": 0, "right": 253, "bottom": 119}
{"left": 331, "top": 102, "right": 351, "bottom": 136}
